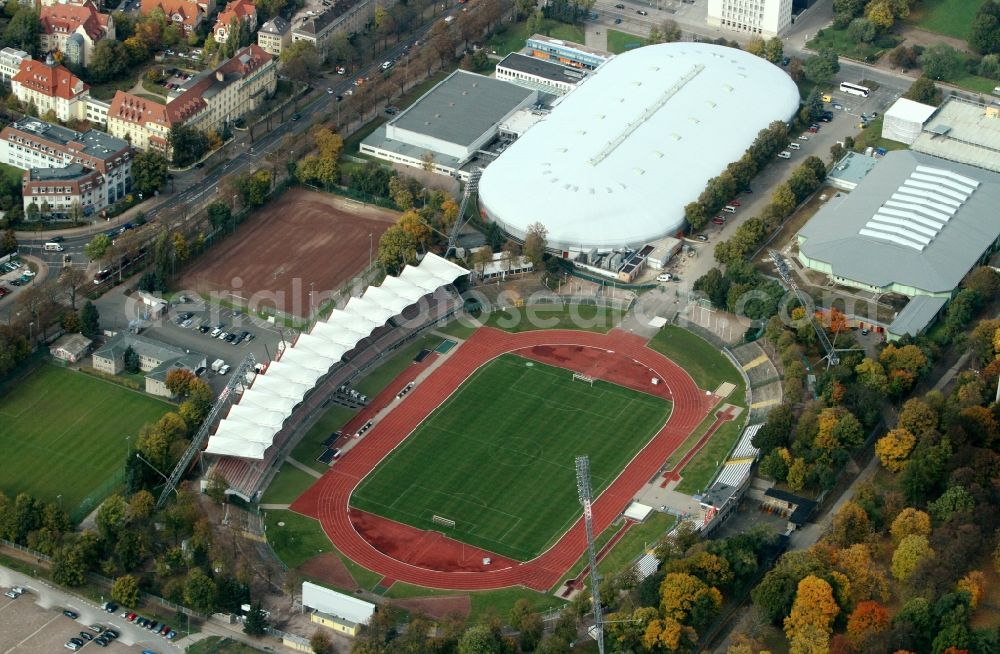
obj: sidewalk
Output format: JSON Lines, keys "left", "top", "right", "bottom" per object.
{"left": 14, "top": 194, "right": 172, "bottom": 241}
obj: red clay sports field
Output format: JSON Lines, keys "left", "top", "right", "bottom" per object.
{"left": 291, "top": 327, "right": 716, "bottom": 592}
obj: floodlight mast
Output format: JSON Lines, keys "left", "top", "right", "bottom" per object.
{"left": 575, "top": 456, "right": 605, "bottom": 654}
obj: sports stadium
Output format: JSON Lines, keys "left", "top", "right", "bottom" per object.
{"left": 478, "top": 42, "right": 801, "bottom": 253}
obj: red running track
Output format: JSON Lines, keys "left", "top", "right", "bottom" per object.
{"left": 291, "top": 327, "right": 714, "bottom": 591}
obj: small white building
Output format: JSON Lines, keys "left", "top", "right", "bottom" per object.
{"left": 302, "top": 582, "right": 375, "bottom": 637}
{"left": 882, "top": 97, "right": 937, "bottom": 145}
{"left": 706, "top": 0, "right": 792, "bottom": 38}
{"left": 0, "top": 47, "right": 30, "bottom": 84}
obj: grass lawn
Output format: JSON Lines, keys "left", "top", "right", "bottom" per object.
{"left": 0, "top": 162, "right": 23, "bottom": 188}
{"left": 607, "top": 29, "right": 650, "bottom": 55}
{"left": 351, "top": 354, "right": 671, "bottom": 560}
{"left": 598, "top": 513, "right": 676, "bottom": 576}
{"left": 434, "top": 318, "right": 479, "bottom": 340}
{"left": 674, "top": 419, "right": 744, "bottom": 495}
{"left": 948, "top": 72, "right": 1000, "bottom": 95}
{"left": 648, "top": 326, "right": 743, "bottom": 392}
{"left": 487, "top": 18, "right": 585, "bottom": 58}
{"left": 260, "top": 462, "right": 317, "bottom": 505}
{"left": 907, "top": 0, "right": 986, "bottom": 39}
{"left": 806, "top": 27, "right": 901, "bottom": 63}
{"left": 288, "top": 405, "right": 357, "bottom": 473}
{"left": 264, "top": 509, "right": 333, "bottom": 569}
{"left": 485, "top": 305, "right": 624, "bottom": 333}
{"left": 0, "top": 365, "right": 170, "bottom": 513}
{"left": 185, "top": 637, "right": 261, "bottom": 654}
{"left": 384, "top": 582, "right": 566, "bottom": 622}
{"left": 353, "top": 334, "right": 444, "bottom": 398}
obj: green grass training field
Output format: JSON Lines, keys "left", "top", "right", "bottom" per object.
{"left": 907, "top": 0, "right": 986, "bottom": 40}
{"left": 0, "top": 365, "right": 171, "bottom": 513}
{"left": 350, "top": 354, "right": 672, "bottom": 561}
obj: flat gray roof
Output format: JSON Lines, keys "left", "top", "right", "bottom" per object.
{"left": 388, "top": 70, "right": 534, "bottom": 147}
{"left": 12, "top": 117, "right": 129, "bottom": 160}
{"left": 360, "top": 132, "right": 463, "bottom": 169}
{"left": 888, "top": 295, "right": 948, "bottom": 337}
{"left": 799, "top": 150, "right": 1000, "bottom": 294}
{"left": 912, "top": 97, "right": 1000, "bottom": 172}
{"left": 829, "top": 151, "right": 879, "bottom": 187}
{"left": 497, "top": 52, "right": 585, "bottom": 84}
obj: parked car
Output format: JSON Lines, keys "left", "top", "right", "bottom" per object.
{"left": 656, "top": 273, "right": 672, "bottom": 282}
{"left": 63, "top": 609, "right": 79, "bottom": 619}
{"left": 291, "top": 113, "right": 302, "bottom": 121}
{"left": 79, "top": 631, "right": 93, "bottom": 641}
{"left": 89, "top": 624, "right": 103, "bottom": 633}
{"left": 695, "top": 234, "right": 708, "bottom": 242}
{"left": 49, "top": 235, "right": 65, "bottom": 243}
{"left": 199, "top": 324, "right": 211, "bottom": 333}
{"left": 102, "top": 602, "right": 117, "bottom": 613}
{"left": 219, "top": 364, "right": 231, "bottom": 375}
{"left": 4, "top": 590, "right": 16, "bottom": 598}
{"left": 712, "top": 216, "right": 726, "bottom": 225}
{"left": 93, "top": 637, "right": 108, "bottom": 647}
{"left": 103, "top": 629, "right": 119, "bottom": 639}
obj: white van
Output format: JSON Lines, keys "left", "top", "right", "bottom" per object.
{"left": 43, "top": 242, "right": 64, "bottom": 252}
{"left": 788, "top": 142, "right": 801, "bottom": 150}
{"left": 777, "top": 151, "right": 792, "bottom": 159}
{"left": 722, "top": 205, "right": 737, "bottom": 214}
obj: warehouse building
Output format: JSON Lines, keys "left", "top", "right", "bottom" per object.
{"left": 797, "top": 150, "right": 1000, "bottom": 340}
{"left": 478, "top": 42, "right": 800, "bottom": 253}
{"left": 911, "top": 96, "right": 1000, "bottom": 173}
{"left": 360, "top": 70, "right": 537, "bottom": 180}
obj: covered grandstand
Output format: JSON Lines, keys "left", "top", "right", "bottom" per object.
{"left": 205, "top": 253, "right": 467, "bottom": 498}
{"left": 478, "top": 42, "right": 800, "bottom": 253}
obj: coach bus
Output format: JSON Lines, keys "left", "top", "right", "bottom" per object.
{"left": 840, "top": 82, "right": 871, "bottom": 98}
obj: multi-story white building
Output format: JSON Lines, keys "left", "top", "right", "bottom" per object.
{"left": 39, "top": 0, "right": 114, "bottom": 67}
{"left": 257, "top": 16, "right": 290, "bottom": 56}
{"left": 11, "top": 57, "right": 90, "bottom": 122}
{"left": 495, "top": 52, "right": 586, "bottom": 95}
{"left": 0, "top": 117, "right": 132, "bottom": 219}
{"left": 108, "top": 45, "right": 276, "bottom": 157}
{"left": 0, "top": 47, "right": 30, "bottom": 85}
{"left": 706, "top": 0, "right": 792, "bottom": 38}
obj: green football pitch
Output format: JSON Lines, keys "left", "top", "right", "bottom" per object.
{"left": 0, "top": 365, "right": 171, "bottom": 516}
{"left": 350, "top": 354, "right": 672, "bottom": 560}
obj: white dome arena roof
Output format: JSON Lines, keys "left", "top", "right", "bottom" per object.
{"left": 478, "top": 43, "right": 801, "bottom": 252}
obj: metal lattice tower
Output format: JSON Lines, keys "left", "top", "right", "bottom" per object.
{"left": 575, "top": 456, "right": 605, "bottom": 654}
{"left": 156, "top": 353, "right": 257, "bottom": 509}
{"left": 769, "top": 250, "right": 840, "bottom": 367}
{"left": 446, "top": 169, "right": 482, "bottom": 256}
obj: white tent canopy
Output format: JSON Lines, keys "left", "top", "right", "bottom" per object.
{"left": 206, "top": 253, "right": 466, "bottom": 460}
{"left": 238, "top": 389, "right": 298, "bottom": 415}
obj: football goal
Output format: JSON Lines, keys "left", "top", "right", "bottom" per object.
{"left": 572, "top": 373, "right": 595, "bottom": 387}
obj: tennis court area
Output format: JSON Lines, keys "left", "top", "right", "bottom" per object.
{"left": 349, "top": 354, "right": 672, "bottom": 560}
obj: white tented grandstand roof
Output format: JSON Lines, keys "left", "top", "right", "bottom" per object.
{"left": 204, "top": 253, "right": 467, "bottom": 459}
{"left": 635, "top": 552, "right": 660, "bottom": 582}
{"left": 715, "top": 460, "right": 754, "bottom": 487}
{"left": 731, "top": 424, "right": 762, "bottom": 459}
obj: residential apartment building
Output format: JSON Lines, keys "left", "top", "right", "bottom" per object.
{"left": 706, "top": 0, "right": 793, "bottom": 38}
{"left": 0, "top": 47, "right": 30, "bottom": 85}
{"left": 92, "top": 333, "right": 206, "bottom": 397}
{"left": 214, "top": 0, "right": 257, "bottom": 43}
{"left": 165, "top": 44, "right": 276, "bottom": 135}
{"left": 39, "top": 0, "right": 114, "bottom": 67}
{"left": 109, "top": 46, "right": 275, "bottom": 156}
{"left": 140, "top": 0, "right": 203, "bottom": 34}
{"left": 107, "top": 92, "right": 171, "bottom": 154}
{"left": 11, "top": 57, "right": 90, "bottom": 122}
{"left": 291, "top": 0, "right": 396, "bottom": 56}
{"left": 0, "top": 117, "right": 132, "bottom": 218}
{"left": 257, "top": 16, "right": 290, "bottom": 56}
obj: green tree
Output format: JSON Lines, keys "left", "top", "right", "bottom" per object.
{"left": 80, "top": 301, "right": 100, "bottom": 338}
{"left": 804, "top": 49, "right": 840, "bottom": 86}
{"left": 4, "top": 9, "right": 41, "bottom": 55}
{"left": 111, "top": 574, "right": 140, "bottom": 606}
{"left": 522, "top": 222, "right": 548, "bottom": 270}
{"left": 84, "top": 234, "right": 112, "bottom": 261}
{"left": 169, "top": 123, "right": 209, "bottom": 168}
{"left": 847, "top": 17, "right": 876, "bottom": 43}
{"left": 132, "top": 151, "right": 168, "bottom": 197}
{"left": 123, "top": 345, "right": 140, "bottom": 374}
{"left": 376, "top": 224, "right": 417, "bottom": 275}
{"left": 969, "top": 0, "right": 1000, "bottom": 55}
{"left": 243, "top": 601, "right": 269, "bottom": 636}
{"left": 765, "top": 37, "right": 784, "bottom": 63}
{"left": 919, "top": 44, "right": 963, "bottom": 81}
{"left": 280, "top": 40, "right": 320, "bottom": 82}
{"left": 96, "top": 494, "right": 127, "bottom": 540}
{"left": 51, "top": 540, "right": 88, "bottom": 586}
{"left": 183, "top": 568, "right": 218, "bottom": 613}
{"left": 309, "top": 629, "right": 332, "bottom": 654}
{"left": 891, "top": 533, "right": 933, "bottom": 581}
{"left": 928, "top": 486, "right": 975, "bottom": 524}
{"left": 746, "top": 36, "right": 766, "bottom": 58}
{"left": 833, "top": 0, "right": 866, "bottom": 28}
{"left": 88, "top": 40, "right": 130, "bottom": 82}
{"left": 457, "top": 624, "right": 514, "bottom": 654}
{"left": 904, "top": 76, "right": 943, "bottom": 105}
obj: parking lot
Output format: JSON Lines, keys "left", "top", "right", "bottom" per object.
{"left": 0, "top": 589, "right": 157, "bottom": 653}
{"left": 139, "top": 299, "right": 288, "bottom": 393}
